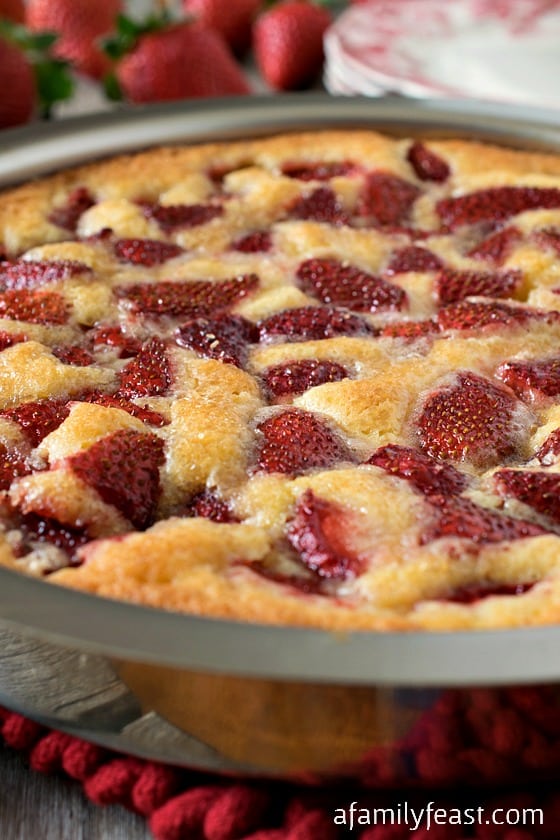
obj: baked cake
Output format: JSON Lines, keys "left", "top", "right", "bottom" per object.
{"left": 3, "top": 129, "right": 560, "bottom": 630}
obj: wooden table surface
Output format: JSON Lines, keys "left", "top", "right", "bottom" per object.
{"left": 0, "top": 746, "right": 151, "bottom": 840}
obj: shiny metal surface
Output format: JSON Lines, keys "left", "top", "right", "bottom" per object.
{"left": 1, "top": 95, "right": 560, "bottom": 783}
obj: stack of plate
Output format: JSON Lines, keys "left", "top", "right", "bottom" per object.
{"left": 324, "top": 0, "right": 560, "bottom": 108}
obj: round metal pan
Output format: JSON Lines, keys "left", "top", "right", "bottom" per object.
{"left": 1, "top": 94, "right": 560, "bottom": 784}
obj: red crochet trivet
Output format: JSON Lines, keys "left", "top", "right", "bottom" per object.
{"left": 1, "top": 706, "right": 559, "bottom": 840}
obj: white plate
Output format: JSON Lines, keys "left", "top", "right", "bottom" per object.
{"left": 325, "top": 0, "right": 560, "bottom": 107}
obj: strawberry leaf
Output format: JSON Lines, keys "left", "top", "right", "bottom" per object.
{"left": 34, "top": 59, "right": 74, "bottom": 117}
{"left": 103, "top": 72, "right": 123, "bottom": 102}
{"left": 102, "top": 12, "right": 171, "bottom": 60}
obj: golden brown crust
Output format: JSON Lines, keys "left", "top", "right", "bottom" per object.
{"left": 3, "top": 129, "right": 560, "bottom": 629}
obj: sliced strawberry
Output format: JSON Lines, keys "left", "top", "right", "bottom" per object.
{"left": 535, "top": 429, "right": 560, "bottom": 465}
{"left": 0, "top": 259, "right": 91, "bottom": 288}
{"left": 358, "top": 172, "right": 420, "bottom": 227}
{"left": 49, "top": 187, "right": 96, "bottom": 232}
{"left": 51, "top": 345, "right": 94, "bottom": 366}
{"left": 381, "top": 319, "right": 439, "bottom": 339}
{"left": 385, "top": 246, "right": 443, "bottom": 275}
{"left": 437, "top": 300, "right": 540, "bottom": 332}
{"left": 0, "top": 290, "right": 68, "bottom": 324}
{"left": 496, "top": 357, "right": 560, "bottom": 402}
{"left": 287, "top": 187, "right": 349, "bottom": 224}
{"left": 256, "top": 407, "right": 353, "bottom": 475}
{"left": 422, "top": 494, "right": 548, "bottom": 545}
{"left": 118, "top": 337, "right": 171, "bottom": 398}
{"left": 406, "top": 141, "right": 450, "bottom": 182}
{"left": 0, "top": 443, "right": 30, "bottom": 490}
{"left": 2, "top": 398, "right": 70, "bottom": 447}
{"left": 142, "top": 202, "right": 223, "bottom": 233}
{"left": 533, "top": 226, "right": 560, "bottom": 255}
{"left": 116, "top": 274, "right": 259, "bottom": 318}
{"left": 186, "top": 489, "right": 238, "bottom": 523}
{"left": 258, "top": 305, "right": 374, "bottom": 342}
{"left": 263, "top": 359, "right": 349, "bottom": 399}
{"left": 174, "top": 313, "right": 258, "bottom": 368}
{"left": 113, "top": 238, "right": 185, "bottom": 266}
{"left": 82, "top": 226, "right": 113, "bottom": 244}
{"left": 368, "top": 444, "right": 468, "bottom": 496}
{"left": 91, "top": 324, "right": 142, "bottom": 358}
{"left": 85, "top": 393, "right": 168, "bottom": 427}
{"left": 230, "top": 231, "right": 272, "bottom": 253}
{"left": 297, "top": 257, "right": 406, "bottom": 312}
{"left": 439, "top": 582, "right": 535, "bottom": 604}
{"left": 281, "top": 160, "right": 355, "bottom": 181}
{"left": 437, "top": 187, "right": 560, "bottom": 230}
{"left": 494, "top": 469, "right": 560, "bottom": 524}
{"left": 0, "top": 331, "right": 26, "bottom": 351}
{"left": 287, "top": 489, "right": 363, "bottom": 580}
{"left": 468, "top": 226, "right": 522, "bottom": 264}
{"left": 68, "top": 430, "right": 165, "bottom": 529}
{"left": 18, "top": 512, "right": 90, "bottom": 561}
{"left": 435, "top": 268, "right": 522, "bottom": 305}
{"left": 417, "top": 372, "right": 524, "bottom": 467}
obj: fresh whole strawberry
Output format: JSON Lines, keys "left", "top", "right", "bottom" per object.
{"left": 26, "top": 0, "right": 122, "bottom": 79}
{"left": 114, "top": 21, "right": 249, "bottom": 104}
{"left": 253, "top": 0, "right": 332, "bottom": 91}
{"left": 0, "top": 35, "right": 34, "bottom": 127}
{"left": 182, "top": 0, "right": 262, "bottom": 55}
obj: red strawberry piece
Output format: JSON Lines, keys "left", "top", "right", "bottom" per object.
{"left": 421, "top": 494, "right": 548, "bottom": 545}
{"left": 287, "top": 187, "right": 349, "bottom": 225}
{"left": 253, "top": 1, "right": 331, "bottom": 91}
{"left": 297, "top": 257, "right": 406, "bottom": 312}
{"left": 435, "top": 268, "right": 522, "bottom": 305}
{"left": 437, "top": 187, "right": 560, "bottom": 230}
{"left": 68, "top": 430, "right": 165, "bottom": 529}
{"left": 26, "top": 0, "right": 122, "bottom": 79}
{"left": 0, "top": 443, "right": 30, "bottom": 491}
{"left": 142, "top": 202, "right": 223, "bottom": 233}
{"left": 287, "top": 489, "right": 363, "bottom": 579}
{"left": 494, "top": 469, "right": 560, "bottom": 524}
{"left": 0, "top": 331, "right": 26, "bottom": 351}
{"left": 174, "top": 313, "right": 258, "bottom": 368}
{"left": 468, "top": 226, "right": 522, "bottom": 264}
{"left": 0, "top": 290, "right": 68, "bottom": 325}
{"left": 186, "top": 489, "right": 237, "bottom": 523}
{"left": 358, "top": 172, "right": 421, "bottom": 227}
{"left": 258, "top": 305, "right": 374, "bottom": 342}
{"left": 85, "top": 392, "right": 168, "bottom": 428}
{"left": 116, "top": 22, "right": 249, "bottom": 104}
{"left": 48, "top": 188, "right": 96, "bottom": 232}
{"left": 256, "top": 407, "right": 353, "bottom": 475}
{"left": 118, "top": 337, "right": 171, "bottom": 398}
{"left": 0, "top": 34, "right": 35, "bottom": 129}
{"left": 417, "top": 372, "right": 525, "bottom": 467}
{"left": 496, "top": 357, "right": 560, "bottom": 402}
{"left": 113, "top": 238, "right": 184, "bottom": 266}
{"left": 440, "top": 582, "right": 536, "bottom": 604}
{"left": 18, "top": 512, "right": 90, "bottom": 561}
{"left": 0, "top": 259, "right": 91, "bottom": 289}
{"left": 2, "top": 398, "right": 70, "bottom": 447}
{"left": 51, "top": 345, "right": 94, "bottom": 366}
{"left": 406, "top": 141, "right": 450, "bottom": 183}
{"left": 367, "top": 444, "right": 468, "bottom": 496}
{"left": 437, "top": 300, "right": 538, "bottom": 332}
{"left": 182, "top": 0, "right": 261, "bottom": 54}
{"left": 385, "top": 246, "right": 443, "bottom": 275}
{"left": 231, "top": 231, "right": 272, "bottom": 253}
{"left": 0, "top": 1, "right": 24, "bottom": 23}
{"left": 263, "top": 358, "right": 349, "bottom": 398}
{"left": 281, "top": 160, "right": 355, "bottom": 181}
{"left": 535, "top": 428, "right": 560, "bottom": 464}
{"left": 117, "top": 274, "right": 259, "bottom": 318}
{"left": 381, "top": 319, "right": 439, "bottom": 339}
{"left": 91, "top": 324, "right": 141, "bottom": 358}
{"left": 82, "top": 226, "right": 113, "bottom": 244}
{"left": 532, "top": 226, "right": 560, "bottom": 255}
{"left": 246, "top": 560, "right": 323, "bottom": 595}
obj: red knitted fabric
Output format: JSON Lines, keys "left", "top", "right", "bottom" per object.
{"left": 2, "top": 707, "right": 560, "bottom": 840}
